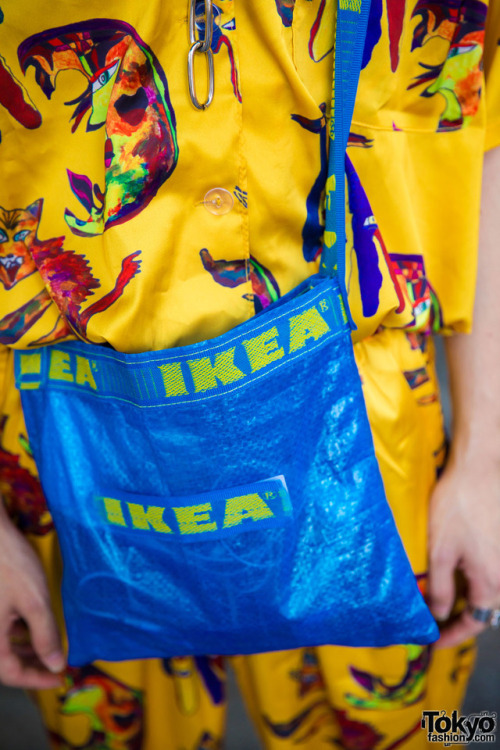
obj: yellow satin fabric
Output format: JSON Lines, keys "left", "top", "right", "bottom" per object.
{"left": 0, "top": 1, "right": 499, "bottom": 748}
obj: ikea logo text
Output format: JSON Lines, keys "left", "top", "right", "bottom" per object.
{"left": 100, "top": 492, "right": 278, "bottom": 538}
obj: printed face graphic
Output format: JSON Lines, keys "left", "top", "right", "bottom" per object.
{"left": 0, "top": 200, "right": 41, "bottom": 289}
{"left": 18, "top": 20, "right": 178, "bottom": 236}
{"left": 410, "top": 0, "right": 487, "bottom": 129}
{"left": 0, "top": 198, "right": 141, "bottom": 347}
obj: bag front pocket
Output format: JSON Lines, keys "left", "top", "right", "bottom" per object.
{"left": 62, "top": 477, "right": 294, "bottom": 664}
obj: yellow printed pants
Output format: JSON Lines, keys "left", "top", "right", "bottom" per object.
{"left": 0, "top": 329, "right": 475, "bottom": 750}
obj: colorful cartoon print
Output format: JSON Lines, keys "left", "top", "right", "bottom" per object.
{"left": 347, "top": 132, "right": 374, "bottom": 148}
{"left": 0, "top": 201, "right": 39, "bottom": 288}
{"left": 334, "top": 710, "right": 420, "bottom": 750}
{"left": 292, "top": 104, "right": 328, "bottom": 263}
{"left": 387, "top": 0, "right": 406, "bottom": 72}
{"left": 0, "top": 200, "right": 61, "bottom": 346}
{"left": 405, "top": 330, "right": 428, "bottom": 353}
{"left": 0, "top": 288, "right": 63, "bottom": 347}
{"left": 389, "top": 252, "right": 443, "bottom": 332}
{"left": 345, "top": 645, "right": 430, "bottom": 710}
{"left": 409, "top": 0, "right": 487, "bottom": 130}
{"left": 195, "top": 1, "right": 241, "bottom": 101}
{"left": 403, "top": 366, "right": 430, "bottom": 389}
{"left": 263, "top": 700, "right": 421, "bottom": 748}
{"left": 333, "top": 709, "right": 384, "bottom": 749}
{"left": 0, "top": 199, "right": 141, "bottom": 345}
{"left": 0, "top": 53, "right": 41, "bottom": 135}
{"left": 18, "top": 19, "right": 178, "bottom": 236}
{"left": 290, "top": 648, "right": 326, "bottom": 698}
{"left": 275, "top": 0, "right": 296, "bottom": 26}
{"left": 263, "top": 699, "right": 335, "bottom": 743}
{"left": 48, "top": 665, "right": 144, "bottom": 750}
{"left": 346, "top": 155, "right": 406, "bottom": 318}
{"left": 309, "top": 0, "right": 335, "bottom": 62}
{"left": 362, "top": 0, "right": 382, "bottom": 68}
{"left": 200, "top": 248, "right": 280, "bottom": 313}
{"left": 195, "top": 656, "right": 225, "bottom": 705}
{"left": 0, "top": 415, "right": 53, "bottom": 536}
{"left": 162, "top": 656, "right": 225, "bottom": 714}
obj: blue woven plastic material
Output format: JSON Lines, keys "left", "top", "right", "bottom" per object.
{"left": 15, "top": 276, "right": 438, "bottom": 665}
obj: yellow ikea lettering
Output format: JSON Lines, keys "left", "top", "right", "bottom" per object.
{"left": 20, "top": 352, "right": 41, "bottom": 375}
{"left": 223, "top": 493, "right": 274, "bottom": 529}
{"left": 127, "top": 503, "right": 173, "bottom": 534}
{"left": 289, "top": 306, "right": 330, "bottom": 353}
{"left": 173, "top": 503, "right": 217, "bottom": 534}
{"left": 75, "top": 356, "right": 97, "bottom": 390}
{"left": 340, "top": 0, "right": 361, "bottom": 11}
{"left": 102, "top": 497, "right": 127, "bottom": 527}
{"left": 49, "top": 350, "right": 74, "bottom": 382}
{"left": 242, "top": 326, "right": 284, "bottom": 372}
{"left": 325, "top": 174, "right": 336, "bottom": 211}
{"left": 188, "top": 348, "right": 244, "bottom": 392}
{"left": 323, "top": 230, "right": 337, "bottom": 249}
{"left": 19, "top": 353, "right": 42, "bottom": 389}
{"left": 158, "top": 362, "right": 189, "bottom": 397}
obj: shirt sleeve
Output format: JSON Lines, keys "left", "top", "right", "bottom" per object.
{"left": 485, "top": 0, "right": 500, "bottom": 150}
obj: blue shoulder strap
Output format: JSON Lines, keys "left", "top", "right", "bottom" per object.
{"left": 321, "top": 0, "right": 372, "bottom": 329}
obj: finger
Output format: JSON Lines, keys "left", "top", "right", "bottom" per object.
{"left": 436, "top": 609, "right": 487, "bottom": 649}
{"left": 427, "top": 550, "right": 456, "bottom": 621}
{"left": 21, "top": 598, "right": 65, "bottom": 674}
{"left": 0, "top": 650, "right": 63, "bottom": 690}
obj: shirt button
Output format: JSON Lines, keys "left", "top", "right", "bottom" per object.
{"left": 203, "top": 188, "right": 234, "bottom": 215}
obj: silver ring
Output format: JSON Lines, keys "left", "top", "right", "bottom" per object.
{"left": 187, "top": 42, "right": 214, "bottom": 110}
{"left": 468, "top": 606, "right": 500, "bottom": 628}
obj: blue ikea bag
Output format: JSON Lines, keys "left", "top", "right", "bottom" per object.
{"left": 14, "top": 0, "right": 439, "bottom": 666}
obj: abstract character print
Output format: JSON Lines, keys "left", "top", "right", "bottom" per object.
{"left": 0, "top": 201, "right": 39, "bottom": 289}
{"left": 309, "top": 0, "right": 335, "bottom": 62}
{"left": 0, "top": 415, "right": 53, "bottom": 536}
{"left": 195, "top": 1, "right": 241, "bottom": 101}
{"left": 345, "top": 155, "right": 406, "bottom": 318}
{"left": 0, "top": 54, "right": 41, "bottom": 137}
{"left": 47, "top": 665, "right": 144, "bottom": 750}
{"left": 292, "top": 104, "right": 328, "bottom": 264}
{"left": 200, "top": 248, "right": 280, "bottom": 313}
{"left": 0, "top": 199, "right": 141, "bottom": 345}
{"left": 345, "top": 645, "right": 430, "bottom": 710}
{"left": 0, "top": 3, "right": 41, "bottom": 140}
{"left": 275, "top": 0, "right": 296, "bottom": 27}
{"left": 18, "top": 19, "right": 178, "bottom": 236}
{"left": 162, "top": 656, "right": 225, "bottom": 714}
{"left": 389, "top": 253, "right": 443, "bottom": 332}
{"left": 409, "top": 0, "right": 487, "bottom": 130}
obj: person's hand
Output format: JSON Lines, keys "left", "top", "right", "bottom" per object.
{"left": 0, "top": 504, "right": 65, "bottom": 688}
{"left": 428, "top": 451, "right": 500, "bottom": 648}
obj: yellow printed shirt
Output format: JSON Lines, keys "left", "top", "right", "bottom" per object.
{"left": 0, "top": 0, "right": 499, "bottom": 355}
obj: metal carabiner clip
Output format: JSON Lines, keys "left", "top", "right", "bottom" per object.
{"left": 188, "top": 0, "right": 215, "bottom": 109}
{"left": 188, "top": 41, "right": 214, "bottom": 110}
